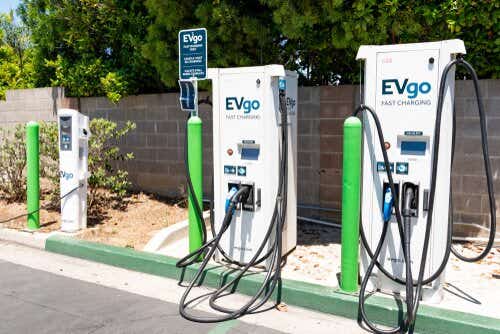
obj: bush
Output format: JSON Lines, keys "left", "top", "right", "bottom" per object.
{"left": 0, "top": 118, "right": 135, "bottom": 219}
{"left": 38, "top": 118, "right": 136, "bottom": 217}
{"left": 0, "top": 125, "right": 26, "bottom": 201}
{"left": 39, "top": 121, "right": 59, "bottom": 201}
{"left": 86, "top": 118, "right": 135, "bottom": 216}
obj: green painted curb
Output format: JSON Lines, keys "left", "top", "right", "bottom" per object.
{"left": 45, "top": 235, "right": 500, "bottom": 334}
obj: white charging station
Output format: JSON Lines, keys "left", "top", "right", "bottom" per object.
{"left": 357, "top": 40, "right": 466, "bottom": 300}
{"left": 58, "top": 108, "right": 90, "bottom": 232}
{"left": 208, "top": 65, "right": 297, "bottom": 264}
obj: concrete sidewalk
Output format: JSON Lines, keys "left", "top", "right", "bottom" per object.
{"left": 0, "top": 240, "right": 364, "bottom": 334}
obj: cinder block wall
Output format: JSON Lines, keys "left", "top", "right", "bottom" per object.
{"left": 452, "top": 80, "right": 500, "bottom": 235}
{"left": 77, "top": 93, "right": 214, "bottom": 198}
{"left": 0, "top": 87, "right": 66, "bottom": 126}
{"left": 1, "top": 81, "right": 499, "bottom": 236}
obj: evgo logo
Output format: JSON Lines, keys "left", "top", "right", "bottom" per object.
{"left": 226, "top": 97, "right": 261, "bottom": 114}
{"left": 382, "top": 79, "right": 431, "bottom": 99}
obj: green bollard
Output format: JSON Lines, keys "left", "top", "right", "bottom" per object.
{"left": 26, "top": 121, "right": 40, "bottom": 230}
{"left": 340, "top": 116, "right": 362, "bottom": 292}
{"left": 187, "top": 116, "right": 204, "bottom": 255}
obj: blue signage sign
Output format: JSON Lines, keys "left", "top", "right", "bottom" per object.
{"left": 178, "top": 80, "right": 197, "bottom": 112}
{"left": 178, "top": 28, "right": 207, "bottom": 80}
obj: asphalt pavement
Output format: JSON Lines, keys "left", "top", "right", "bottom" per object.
{"left": 0, "top": 259, "right": 282, "bottom": 334}
{"left": 0, "top": 240, "right": 364, "bottom": 334}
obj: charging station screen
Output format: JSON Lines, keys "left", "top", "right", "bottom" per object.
{"left": 60, "top": 116, "right": 72, "bottom": 151}
{"left": 401, "top": 141, "right": 426, "bottom": 155}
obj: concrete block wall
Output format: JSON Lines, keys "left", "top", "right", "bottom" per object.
{"left": 318, "top": 85, "right": 359, "bottom": 212}
{"left": 1, "top": 81, "right": 499, "bottom": 237}
{"left": 78, "top": 93, "right": 214, "bottom": 198}
{"left": 452, "top": 80, "right": 500, "bottom": 234}
{"left": 0, "top": 87, "right": 66, "bottom": 126}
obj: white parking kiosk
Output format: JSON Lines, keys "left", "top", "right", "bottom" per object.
{"left": 58, "top": 109, "right": 90, "bottom": 232}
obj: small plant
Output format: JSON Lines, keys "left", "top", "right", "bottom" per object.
{"left": 39, "top": 121, "right": 60, "bottom": 201}
{"left": 87, "top": 118, "right": 136, "bottom": 217}
{"left": 1, "top": 118, "right": 135, "bottom": 219}
{"left": 0, "top": 125, "right": 26, "bottom": 201}
{"left": 39, "top": 118, "right": 136, "bottom": 217}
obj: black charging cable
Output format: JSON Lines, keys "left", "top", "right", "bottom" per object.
{"left": 176, "top": 86, "right": 289, "bottom": 322}
{"left": 357, "top": 57, "right": 497, "bottom": 334}
{"left": 355, "top": 105, "right": 414, "bottom": 334}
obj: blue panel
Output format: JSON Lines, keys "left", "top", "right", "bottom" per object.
{"left": 401, "top": 141, "right": 426, "bottom": 156}
{"left": 377, "top": 162, "right": 394, "bottom": 172}
{"left": 241, "top": 148, "right": 260, "bottom": 160}
{"left": 237, "top": 166, "right": 247, "bottom": 176}
{"left": 179, "top": 81, "right": 196, "bottom": 111}
{"left": 396, "top": 162, "right": 409, "bottom": 175}
{"left": 178, "top": 28, "right": 207, "bottom": 80}
{"left": 224, "top": 165, "right": 236, "bottom": 174}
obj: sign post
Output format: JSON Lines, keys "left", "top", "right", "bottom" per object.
{"left": 178, "top": 28, "right": 207, "bottom": 257}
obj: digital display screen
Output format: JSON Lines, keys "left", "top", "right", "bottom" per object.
{"left": 401, "top": 141, "right": 426, "bottom": 156}
{"left": 241, "top": 148, "right": 260, "bottom": 160}
{"left": 60, "top": 116, "right": 72, "bottom": 151}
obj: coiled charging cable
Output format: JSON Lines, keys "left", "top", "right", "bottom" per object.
{"left": 357, "top": 57, "right": 496, "bottom": 334}
{"left": 176, "top": 86, "right": 289, "bottom": 322}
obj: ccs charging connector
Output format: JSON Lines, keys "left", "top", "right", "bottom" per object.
{"left": 227, "top": 182, "right": 256, "bottom": 212}
{"left": 402, "top": 183, "right": 419, "bottom": 218}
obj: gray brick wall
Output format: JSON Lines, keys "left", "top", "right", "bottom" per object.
{"left": 1, "top": 81, "right": 499, "bottom": 238}
{"left": 0, "top": 87, "right": 66, "bottom": 127}
{"left": 452, "top": 80, "right": 500, "bottom": 234}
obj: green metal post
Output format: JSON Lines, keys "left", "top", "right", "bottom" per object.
{"left": 26, "top": 121, "right": 40, "bottom": 230}
{"left": 187, "top": 116, "right": 204, "bottom": 254}
{"left": 340, "top": 116, "right": 362, "bottom": 292}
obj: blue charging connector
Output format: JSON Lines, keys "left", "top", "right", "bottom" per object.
{"left": 383, "top": 187, "right": 394, "bottom": 222}
{"left": 225, "top": 187, "right": 239, "bottom": 214}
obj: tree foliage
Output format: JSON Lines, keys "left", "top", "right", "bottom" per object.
{"left": 142, "top": 0, "right": 281, "bottom": 88}
{"left": 262, "top": 0, "right": 499, "bottom": 84}
{"left": 0, "top": 12, "right": 35, "bottom": 99}
{"left": 144, "top": 0, "right": 499, "bottom": 86}
{"left": 8, "top": 0, "right": 500, "bottom": 93}
{"left": 19, "top": 0, "right": 164, "bottom": 100}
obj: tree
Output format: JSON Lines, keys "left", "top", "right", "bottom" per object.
{"left": 19, "top": 0, "right": 165, "bottom": 102}
{"left": 143, "top": 0, "right": 282, "bottom": 88}
{"left": 263, "top": 0, "right": 500, "bottom": 84}
{"left": 13, "top": 0, "right": 500, "bottom": 93}
{"left": 0, "top": 12, "right": 35, "bottom": 99}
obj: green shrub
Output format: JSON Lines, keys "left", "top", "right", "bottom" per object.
{"left": 0, "top": 118, "right": 135, "bottom": 219}
{"left": 0, "top": 125, "right": 26, "bottom": 201}
{"left": 86, "top": 118, "right": 136, "bottom": 216}
{"left": 38, "top": 118, "right": 136, "bottom": 217}
{"left": 39, "top": 121, "right": 59, "bottom": 200}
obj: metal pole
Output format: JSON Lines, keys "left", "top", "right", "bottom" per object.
{"left": 340, "top": 116, "right": 362, "bottom": 292}
{"left": 26, "top": 121, "right": 40, "bottom": 230}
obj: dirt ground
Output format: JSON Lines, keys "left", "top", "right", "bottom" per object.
{"left": 282, "top": 223, "right": 342, "bottom": 284}
{"left": 0, "top": 192, "right": 187, "bottom": 250}
{"left": 283, "top": 223, "right": 500, "bottom": 286}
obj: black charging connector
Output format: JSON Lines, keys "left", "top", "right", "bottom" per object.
{"left": 227, "top": 183, "right": 254, "bottom": 211}
{"left": 402, "top": 183, "right": 419, "bottom": 218}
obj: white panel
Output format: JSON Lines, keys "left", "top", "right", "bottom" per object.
{"left": 58, "top": 109, "right": 90, "bottom": 232}
{"left": 211, "top": 66, "right": 297, "bottom": 264}
{"left": 358, "top": 40, "right": 464, "bottom": 298}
